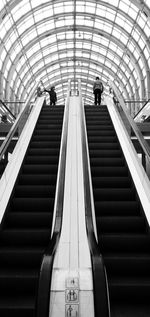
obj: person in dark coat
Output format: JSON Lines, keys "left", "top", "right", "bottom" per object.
{"left": 44, "top": 86, "right": 57, "bottom": 106}
{"left": 93, "top": 77, "right": 103, "bottom": 106}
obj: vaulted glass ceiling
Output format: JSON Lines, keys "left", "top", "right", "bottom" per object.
{"left": 0, "top": 0, "right": 150, "bottom": 108}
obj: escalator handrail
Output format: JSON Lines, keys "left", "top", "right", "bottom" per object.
{"left": 36, "top": 80, "right": 71, "bottom": 317}
{"left": 109, "top": 80, "right": 150, "bottom": 163}
{"left": 78, "top": 80, "right": 110, "bottom": 317}
{"left": 0, "top": 81, "right": 40, "bottom": 162}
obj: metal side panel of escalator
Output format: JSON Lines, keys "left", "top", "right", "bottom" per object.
{"left": 0, "top": 105, "right": 64, "bottom": 317}
{"left": 85, "top": 105, "right": 150, "bottom": 317}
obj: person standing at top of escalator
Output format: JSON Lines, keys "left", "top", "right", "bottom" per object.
{"left": 44, "top": 86, "right": 57, "bottom": 106}
{"left": 93, "top": 76, "right": 104, "bottom": 106}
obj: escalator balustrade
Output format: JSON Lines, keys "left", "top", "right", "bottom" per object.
{"left": 85, "top": 105, "right": 150, "bottom": 317}
{"left": 0, "top": 105, "right": 64, "bottom": 317}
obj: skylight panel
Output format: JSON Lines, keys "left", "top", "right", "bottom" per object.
{"left": 128, "top": 5, "right": 138, "bottom": 19}
{"left": 120, "top": 33, "right": 128, "bottom": 45}
{"left": 2, "top": 13, "right": 13, "bottom": 31}
{"left": 128, "top": 62, "right": 133, "bottom": 71}
{"left": 20, "top": 68, "right": 26, "bottom": 80}
{"left": 144, "top": 47, "right": 149, "bottom": 59}
{"left": 85, "top": 2, "right": 96, "bottom": 14}
{"left": 1, "top": 48, "right": 7, "bottom": 61}
{"left": 137, "top": 15, "right": 146, "bottom": 29}
{"left": 67, "top": 43, "right": 74, "bottom": 49}
{"left": 22, "top": 30, "right": 37, "bottom": 46}
{"left": 138, "top": 57, "right": 144, "bottom": 70}
{"left": 0, "top": 1, "right": 5, "bottom": 11}
{"left": 0, "top": 25, "right": 6, "bottom": 39}
{"left": 94, "top": 20, "right": 103, "bottom": 29}
{"left": 119, "top": 1, "right": 129, "bottom": 13}
{"left": 56, "top": 19, "right": 65, "bottom": 28}
{"left": 103, "top": 23, "right": 112, "bottom": 34}
{"left": 57, "top": 33, "right": 66, "bottom": 40}
{"left": 124, "top": 21, "right": 132, "bottom": 34}
{"left": 138, "top": 38, "right": 145, "bottom": 50}
{"left": 144, "top": 0, "right": 150, "bottom": 9}
{"left": 54, "top": 4, "right": 63, "bottom": 14}
{"left": 76, "top": 1, "right": 85, "bottom": 12}
{"left": 33, "top": 61, "right": 44, "bottom": 73}
{"left": 144, "top": 24, "right": 150, "bottom": 37}
{"left": 133, "top": 49, "right": 139, "bottom": 60}
{"left": 66, "top": 31, "right": 74, "bottom": 39}
{"left": 116, "top": 15, "right": 125, "bottom": 27}
{"left": 34, "top": 10, "right": 44, "bottom": 22}
{"left": 18, "top": 21, "right": 27, "bottom": 35}
{"left": 105, "top": 9, "right": 115, "bottom": 22}
{"left": 41, "top": 6, "right": 53, "bottom": 19}
{"left": 65, "top": 17, "right": 74, "bottom": 26}
{"left": 19, "top": 1, "right": 31, "bottom": 16}
{"left": 116, "top": 47, "right": 123, "bottom": 57}
{"left": 64, "top": 2, "right": 74, "bottom": 13}
{"left": 5, "top": 37, "right": 12, "bottom": 51}
{"left": 112, "top": 28, "right": 120, "bottom": 39}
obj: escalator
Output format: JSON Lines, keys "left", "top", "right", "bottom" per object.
{"left": 85, "top": 105, "right": 150, "bottom": 316}
{"left": 0, "top": 105, "right": 64, "bottom": 317}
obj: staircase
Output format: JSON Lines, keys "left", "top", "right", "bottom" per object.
{"left": 85, "top": 106, "right": 150, "bottom": 317}
{"left": 0, "top": 105, "right": 64, "bottom": 317}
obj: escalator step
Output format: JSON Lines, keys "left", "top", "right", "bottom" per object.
{"left": 18, "top": 174, "right": 57, "bottom": 185}
{"left": 92, "top": 176, "right": 131, "bottom": 188}
{"left": 0, "top": 229, "right": 50, "bottom": 246}
{"left": 93, "top": 188, "right": 135, "bottom": 200}
{"left": 11, "top": 197, "right": 54, "bottom": 211}
{"left": 22, "top": 164, "right": 58, "bottom": 174}
{"left": 89, "top": 149, "right": 123, "bottom": 158}
{"left": 32, "top": 135, "right": 61, "bottom": 142}
{"left": 91, "top": 166, "right": 128, "bottom": 177}
{"left": 96, "top": 216, "right": 146, "bottom": 233}
{"left": 94, "top": 201, "right": 140, "bottom": 216}
{"left": 0, "top": 297, "right": 35, "bottom": 317}
{"left": 14, "top": 185, "right": 56, "bottom": 197}
{"left": 0, "top": 248, "right": 44, "bottom": 267}
{"left": 104, "top": 255, "right": 150, "bottom": 276}
{"left": 90, "top": 157, "right": 125, "bottom": 167}
{"left": 27, "top": 148, "right": 59, "bottom": 156}
{"left": 88, "top": 142, "right": 120, "bottom": 150}
{"left": 29, "top": 141, "right": 60, "bottom": 148}
{"left": 25, "top": 155, "right": 59, "bottom": 164}
{"left": 99, "top": 234, "right": 150, "bottom": 253}
{"left": 5, "top": 212, "right": 53, "bottom": 228}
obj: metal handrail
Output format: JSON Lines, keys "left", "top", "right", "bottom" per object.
{"left": 36, "top": 80, "right": 71, "bottom": 317}
{"left": 109, "top": 80, "right": 150, "bottom": 166}
{"left": 0, "top": 81, "right": 40, "bottom": 162}
{"left": 78, "top": 80, "right": 110, "bottom": 317}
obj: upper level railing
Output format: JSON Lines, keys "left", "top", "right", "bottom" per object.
{"left": 134, "top": 99, "right": 150, "bottom": 123}
{"left": 0, "top": 99, "right": 16, "bottom": 124}
{"left": 108, "top": 80, "right": 150, "bottom": 177}
{"left": 0, "top": 81, "right": 41, "bottom": 164}
{"left": 78, "top": 80, "right": 110, "bottom": 317}
{"left": 36, "top": 80, "right": 71, "bottom": 317}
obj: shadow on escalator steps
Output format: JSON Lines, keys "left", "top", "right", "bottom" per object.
{"left": 85, "top": 105, "right": 150, "bottom": 317}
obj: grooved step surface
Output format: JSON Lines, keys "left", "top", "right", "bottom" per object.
{"left": 85, "top": 105, "right": 150, "bottom": 317}
{"left": 0, "top": 105, "right": 64, "bottom": 316}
